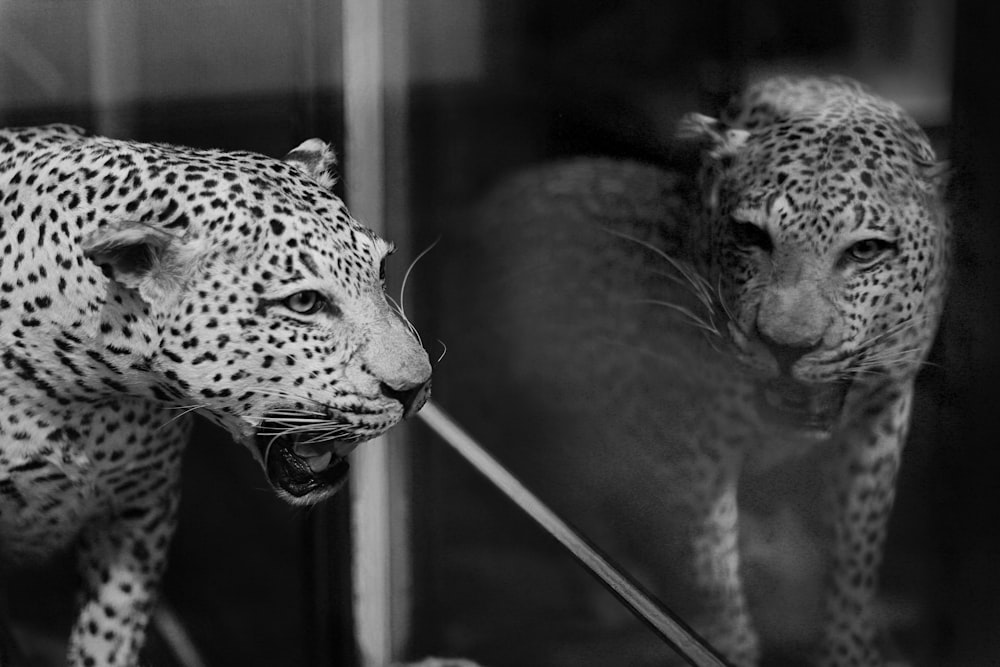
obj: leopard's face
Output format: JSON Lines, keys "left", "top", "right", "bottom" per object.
{"left": 683, "top": 78, "right": 950, "bottom": 436}
{"left": 79, "top": 139, "right": 431, "bottom": 504}
{"left": 171, "top": 212, "right": 429, "bottom": 504}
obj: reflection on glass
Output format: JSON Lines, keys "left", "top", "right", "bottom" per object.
{"left": 406, "top": 2, "right": 954, "bottom": 666}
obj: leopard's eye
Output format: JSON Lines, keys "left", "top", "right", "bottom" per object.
{"left": 284, "top": 290, "right": 325, "bottom": 315}
{"left": 844, "top": 238, "right": 896, "bottom": 265}
{"left": 730, "top": 219, "right": 772, "bottom": 252}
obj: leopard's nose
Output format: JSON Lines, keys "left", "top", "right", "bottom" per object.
{"left": 380, "top": 378, "right": 431, "bottom": 418}
{"left": 755, "top": 281, "right": 834, "bottom": 374}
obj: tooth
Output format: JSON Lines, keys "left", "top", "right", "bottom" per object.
{"left": 294, "top": 442, "right": 329, "bottom": 458}
{"left": 307, "top": 452, "right": 333, "bottom": 473}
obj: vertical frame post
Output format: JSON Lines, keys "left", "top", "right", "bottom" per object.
{"left": 343, "top": 0, "right": 412, "bottom": 664}
{"left": 88, "top": 0, "right": 139, "bottom": 137}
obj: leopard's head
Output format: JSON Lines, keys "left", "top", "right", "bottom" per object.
{"left": 81, "top": 139, "right": 430, "bottom": 503}
{"left": 679, "top": 76, "right": 950, "bottom": 436}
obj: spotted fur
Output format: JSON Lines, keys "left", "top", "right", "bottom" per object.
{"left": 453, "top": 75, "right": 949, "bottom": 667}
{"left": 0, "top": 125, "right": 431, "bottom": 665}
{"left": 673, "top": 76, "right": 949, "bottom": 666}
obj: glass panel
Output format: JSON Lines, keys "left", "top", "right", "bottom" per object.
{"left": 399, "top": 2, "right": 956, "bottom": 666}
{"left": 0, "top": 2, "right": 347, "bottom": 665}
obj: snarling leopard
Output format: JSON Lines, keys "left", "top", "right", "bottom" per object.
{"left": 0, "top": 125, "right": 431, "bottom": 665}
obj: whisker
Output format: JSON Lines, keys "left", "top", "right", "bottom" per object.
{"left": 845, "top": 367, "right": 884, "bottom": 378}
{"left": 157, "top": 403, "right": 209, "bottom": 430}
{"left": 603, "top": 227, "right": 728, "bottom": 339}
{"left": 165, "top": 403, "right": 208, "bottom": 411}
{"left": 258, "top": 422, "right": 325, "bottom": 434}
{"left": 435, "top": 339, "right": 448, "bottom": 364}
{"left": 385, "top": 293, "right": 400, "bottom": 311}
{"left": 602, "top": 228, "right": 714, "bottom": 305}
{"left": 260, "top": 415, "right": 327, "bottom": 424}
{"left": 387, "top": 293, "right": 424, "bottom": 347}
{"left": 631, "top": 299, "right": 720, "bottom": 336}
{"left": 643, "top": 266, "right": 702, "bottom": 293}
{"left": 715, "top": 276, "right": 737, "bottom": 325}
{"left": 376, "top": 238, "right": 441, "bottom": 351}
{"left": 856, "top": 348, "right": 928, "bottom": 369}
{"left": 855, "top": 319, "right": 919, "bottom": 353}
{"left": 257, "top": 419, "right": 355, "bottom": 441}
{"left": 262, "top": 409, "right": 328, "bottom": 418}
{"left": 845, "top": 344, "right": 941, "bottom": 379}
{"left": 300, "top": 429, "right": 354, "bottom": 445}
{"left": 641, "top": 266, "right": 717, "bottom": 317}
{"left": 399, "top": 237, "right": 440, "bottom": 322}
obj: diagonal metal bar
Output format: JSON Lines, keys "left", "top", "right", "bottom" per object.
{"left": 417, "top": 401, "right": 733, "bottom": 667}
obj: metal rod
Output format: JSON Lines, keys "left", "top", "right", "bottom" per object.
{"left": 417, "top": 401, "right": 732, "bottom": 667}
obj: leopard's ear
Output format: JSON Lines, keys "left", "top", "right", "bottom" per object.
{"left": 283, "top": 139, "right": 338, "bottom": 189}
{"left": 82, "top": 222, "right": 189, "bottom": 304}
{"left": 895, "top": 121, "right": 950, "bottom": 199}
{"left": 676, "top": 113, "right": 750, "bottom": 160}
{"left": 922, "top": 159, "right": 951, "bottom": 199}
{"left": 676, "top": 113, "right": 750, "bottom": 212}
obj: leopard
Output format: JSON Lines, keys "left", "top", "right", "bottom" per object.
{"left": 437, "top": 75, "right": 949, "bottom": 666}
{"left": 0, "top": 125, "right": 432, "bottom": 666}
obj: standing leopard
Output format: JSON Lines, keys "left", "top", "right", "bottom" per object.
{"left": 439, "top": 76, "right": 949, "bottom": 665}
{"left": 0, "top": 125, "right": 431, "bottom": 665}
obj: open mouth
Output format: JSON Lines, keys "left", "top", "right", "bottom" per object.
{"left": 254, "top": 418, "right": 364, "bottom": 499}
{"left": 754, "top": 377, "right": 851, "bottom": 436}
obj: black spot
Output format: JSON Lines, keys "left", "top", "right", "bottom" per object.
{"left": 132, "top": 540, "right": 151, "bottom": 563}
{"left": 161, "top": 349, "right": 184, "bottom": 364}
{"left": 101, "top": 377, "right": 130, "bottom": 393}
{"left": 120, "top": 507, "right": 150, "bottom": 520}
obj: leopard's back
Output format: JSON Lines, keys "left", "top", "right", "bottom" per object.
{"left": 435, "top": 159, "right": 742, "bottom": 645}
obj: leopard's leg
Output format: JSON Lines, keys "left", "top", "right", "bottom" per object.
{"left": 685, "top": 445, "right": 760, "bottom": 667}
{"left": 67, "top": 408, "right": 189, "bottom": 667}
{"left": 817, "top": 383, "right": 913, "bottom": 667}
